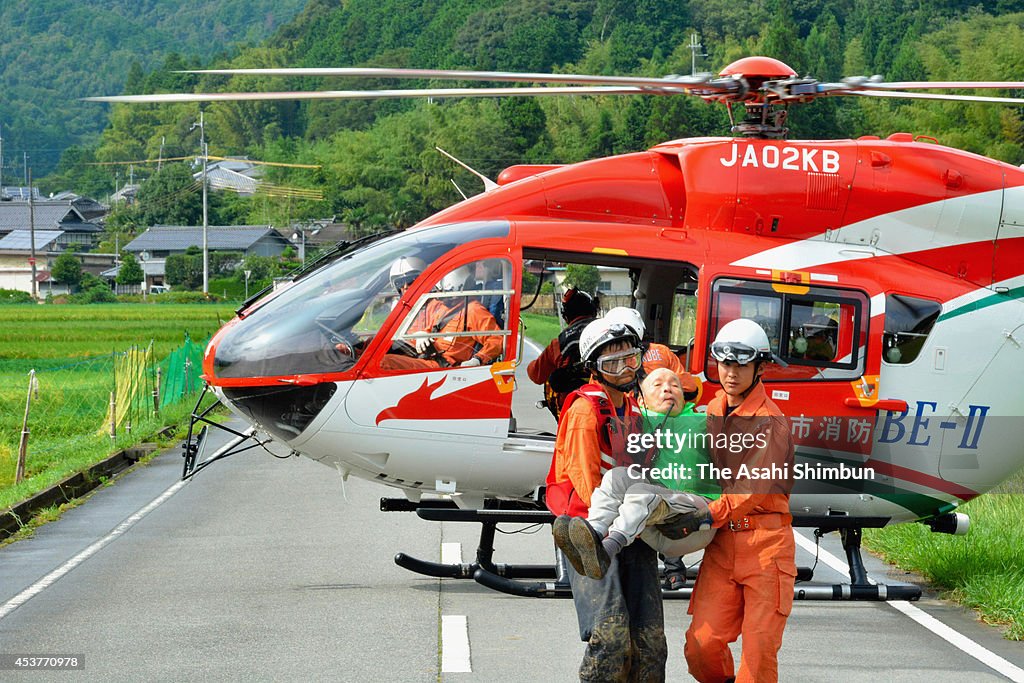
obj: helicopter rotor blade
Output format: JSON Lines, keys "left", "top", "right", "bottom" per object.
{"left": 84, "top": 85, "right": 702, "bottom": 104}
{"left": 842, "top": 89, "right": 1024, "bottom": 105}
{"left": 180, "top": 66, "right": 742, "bottom": 95}
{"left": 874, "top": 80, "right": 1024, "bottom": 90}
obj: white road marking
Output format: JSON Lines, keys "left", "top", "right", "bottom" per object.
{"left": 0, "top": 479, "right": 186, "bottom": 622}
{"left": 441, "top": 614, "right": 472, "bottom": 673}
{"left": 793, "top": 530, "right": 1024, "bottom": 682}
{"left": 441, "top": 542, "right": 463, "bottom": 565}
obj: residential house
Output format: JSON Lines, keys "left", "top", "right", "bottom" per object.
{"left": 197, "top": 158, "right": 264, "bottom": 196}
{"left": 114, "top": 225, "right": 292, "bottom": 287}
{"left": 0, "top": 199, "right": 103, "bottom": 251}
{"left": 0, "top": 230, "right": 62, "bottom": 294}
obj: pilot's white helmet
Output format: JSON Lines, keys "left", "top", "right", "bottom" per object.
{"left": 710, "top": 318, "right": 773, "bottom": 365}
{"left": 604, "top": 307, "right": 646, "bottom": 339}
{"left": 389, "top": 256, "right": 426, "bottom": 291}
{"left": 439, "top": 265, "right": 475, "bottom": 293}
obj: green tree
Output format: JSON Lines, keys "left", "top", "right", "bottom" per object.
{"left": 51, "top": 251, "right": 83, "bottom": 291}
{"left": 117, "top": 252, "right": 145, "bottom": 286}
{"left": 136, "top": 164, "right": 202, "bottom": 227}
{"left": 563, "top": 264, "right": 601, "bottom": 295}
{"left": 166, "top": 246, "right": 203, "bottom": 290}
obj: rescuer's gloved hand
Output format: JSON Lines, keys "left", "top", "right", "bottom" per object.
{"left": 656, "top": 510, "right": 712, "bottom": 539}
{"left": 460, "top": 356, "right": 482, "bottom": 367}
{"left": 414, "top": 337, "right": 434, "bottom": 354}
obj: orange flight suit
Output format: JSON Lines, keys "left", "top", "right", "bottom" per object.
{"left": 684, "top": 380, "right": 796, "bottom": 683}
{"left": 527, "top": 335, "right": 563, "bottom": 385}
{"left": 545, "top": 384, "right": 643, "bottom": 516}
{"left": 381, "top": 298, "right": 502, "bottom": 370}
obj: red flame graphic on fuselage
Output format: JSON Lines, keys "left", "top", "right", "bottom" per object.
{"left": 375, "top": 375, "right": 509, "bottom": 425}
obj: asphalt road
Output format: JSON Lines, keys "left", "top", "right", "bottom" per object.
{"left": 1, "top": 345, "right": 1023, "bottom": 681}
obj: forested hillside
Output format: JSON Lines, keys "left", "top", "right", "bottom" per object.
{"left": 0, "top": 0, "right": 306, "bottom": 177}
{"left": 54, "top": 0, "right": 1024, "bottom": 232}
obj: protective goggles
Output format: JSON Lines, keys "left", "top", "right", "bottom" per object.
{"left": 709, "top": 341, "right": 760, "bottom": 365}
{"left": 594, "top": 347, "right": 642, "bottom": 376}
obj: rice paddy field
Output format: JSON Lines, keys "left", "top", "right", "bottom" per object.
{"left": 0, "top": 304, "right": 236, "bottom": 510}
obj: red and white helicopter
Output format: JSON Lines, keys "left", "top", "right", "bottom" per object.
{"left": 92, "top": 57, "right": 1024, "bottom": 600}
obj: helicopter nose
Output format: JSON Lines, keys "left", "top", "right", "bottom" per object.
{"left": 219, "top": 382, "right": 342, "bottom": 443}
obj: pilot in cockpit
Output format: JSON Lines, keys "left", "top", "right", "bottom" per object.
{"left": 388, "top": 256, "right": 426, "bottom": 308}
{"left": 381, "top": 263, "right": 503, "bottom": 371}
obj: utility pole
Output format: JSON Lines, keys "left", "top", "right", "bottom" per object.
{"left": 688, "top": 33, "right": 707, "bottom": 76}
{"left": 191, "top": 112, "right": 209, "bottom": 295}
{"left": 0, "top": 122, "right": 4, "bottom": 197}
{"left": 28, "top": 167, "right": 37, "bottom": 300}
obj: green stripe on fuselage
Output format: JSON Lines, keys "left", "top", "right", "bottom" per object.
{"left": 937, "top": 285, "right": 1024, "bottom": 323}
{"left": 794, "top": 450, "right": 954, "bottom": 520}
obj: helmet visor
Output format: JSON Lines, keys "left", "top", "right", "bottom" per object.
{"left": 710, "top": 341, "right": 759, "bottom": 365}
{"left": 390, "top": 271, "right": 420, "bottom": 291}
{"left": 595, "top": 347, "right": 643, "bottom": 376}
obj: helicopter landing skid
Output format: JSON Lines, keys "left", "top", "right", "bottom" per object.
{"left": 180, "top": 386, "right": 269, "bottom": 480}
{"left": 382, "top": 499, "right": 558, "bottom": 581}
{"left": 385, "top": 498, "right": 921, "bottom": 602}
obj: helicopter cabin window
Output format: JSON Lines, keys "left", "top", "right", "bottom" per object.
{"left": 708, "top": 278, "right": 867, "bottom": 381}
{"left": 883, "top": 294, "right": 941, "bottom": 364}
{"left": 381, "top": 258, "right": 514, "bottom": 372}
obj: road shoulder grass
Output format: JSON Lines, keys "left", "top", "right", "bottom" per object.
{"left": 864, "top": 471, "right": 1024, "bottom": 640}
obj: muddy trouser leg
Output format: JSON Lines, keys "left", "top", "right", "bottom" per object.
{"left": 568, "top": 542, "right": 666, "bottom": 683}
{"left": 568, "top": 555, "right": 631, "bottom": 682}
{"left": 608, "top": 483, "right": 710, "bottom": 547}
{"left": 620, "top": 541, "right": 667, "bottom": 683}
{"left": 587, "top": 467, "right": 636, "bottom": 536}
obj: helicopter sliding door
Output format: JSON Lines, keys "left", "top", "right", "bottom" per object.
{"left": 705, "top": 277, "right": 879, "bottom": 501}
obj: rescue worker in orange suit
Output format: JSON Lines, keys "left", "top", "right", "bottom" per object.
{"left": 603, "top": 306, "right": 700, "bottom": 589}
{"left": 671, "top": 318, "right": 796, "bottom": 683}
{"left": 381, "top": 264, "right": 503, "bottom": 371}
{"left": 545, "top": 318, "right": 667, "bottom": 683}
{"left": 527, "top": 288, "right": 599, "bottom": 419}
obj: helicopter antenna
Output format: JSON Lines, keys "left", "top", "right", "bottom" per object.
{"left": 435, "top": 146, "right": 498, "bottom": 192}
{"left": 450, "top": 178, "right": 468, "bottom": 200}
{"left": 687, "top": 34, "right": 707, "bottom": 76}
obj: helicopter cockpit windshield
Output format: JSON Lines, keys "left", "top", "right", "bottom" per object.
{"left": 212, "top": 221, "right": 511, "bottom": 379}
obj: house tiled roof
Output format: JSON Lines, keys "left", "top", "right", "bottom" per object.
{"left": 124, "top": 225, "right": 286, "bottom": 252}
{"left": 0, "top": 201, "right": 95, "bottom": 233}
{"left": 205, "top": 167, "right": 260, "bottom": 194}
{"left": 0, "top": 230, "right": 64, "bottom": 251}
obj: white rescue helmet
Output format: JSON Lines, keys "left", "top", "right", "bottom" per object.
{"left": 604, "top": 306, "right": 646, "bottom": 339}
{"left": 389, "top": 256, "right": 426, "bottom": 291}
{"left": 579, "top": 318, "right": 640, "bottom": 364}
{"left": 710, "top": 318, "right": 774, "bottom": 365}
{"left": 439, "top": 264, "right": 475, "bottom": 293}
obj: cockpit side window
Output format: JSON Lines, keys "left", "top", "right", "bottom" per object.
{"left": 882, "top": 294, "right": 941, "bottom": 364}
{"left": 211, "top": 221, "right": 509, "bottom": 380}
{"left": 381, "top": 257, "right": 515, "bottom": 372}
